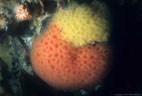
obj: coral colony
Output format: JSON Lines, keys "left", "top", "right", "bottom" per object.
{"left": 31, "top": 2, "right": 111, "bottom": 90}
{"left": 0, "top": 0, "right": 112, "bottom": 96}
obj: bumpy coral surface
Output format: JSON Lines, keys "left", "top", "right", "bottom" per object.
{"left": 31, "top": 24, "right": 111, "bottom": 90}
{"left": 15, "top": 4, "right": 32, "bottom": 21}
{"left": 50, "top": 2, "right": 111, "bottom": 47}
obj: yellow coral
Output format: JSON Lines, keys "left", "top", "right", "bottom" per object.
{"left": 51, "top": 2, "right": 111, "bottom": 47}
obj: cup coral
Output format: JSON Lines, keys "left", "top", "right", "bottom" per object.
{"left": 30, "top": 1, "right": 111, "bottom": 90}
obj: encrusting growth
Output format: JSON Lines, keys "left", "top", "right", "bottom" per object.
{"left": 31, "top": 23, "right": 111, "bottom": 90}
{"left": 30, "top": 1, "right": 112, "bottom": 90}
{"left": 50, "top": 2, "right": 111, "bottom": 47}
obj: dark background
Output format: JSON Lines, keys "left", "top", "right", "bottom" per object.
{"left": 109, "top": 0, "right": 142, "bottom": 94}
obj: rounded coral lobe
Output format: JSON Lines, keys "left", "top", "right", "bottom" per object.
{"left": 50, "top": 2, "right": 111, "bottom": 47}
{"left": 30, "top": 23, "right": 111, "bottom": 90}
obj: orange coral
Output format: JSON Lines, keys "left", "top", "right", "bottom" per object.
{"left": 30, "top": 24, "right": 111, "bottom": 90}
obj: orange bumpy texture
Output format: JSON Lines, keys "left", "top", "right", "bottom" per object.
{"left": 31, "top": 24, "right": 110, "bottom": 90}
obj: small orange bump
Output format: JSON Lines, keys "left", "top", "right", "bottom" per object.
{"left": 90, "top": 26, "right": 94, "bottom": 30}
{"left": 41, "top": 61, "right": 43, "bottom": 64}
{"left": 89, "top": 55, "right": 94, "bottom": 59}
{"left": 55, "top": 44, "right": 59, "bottom": 48}
{"left": 54, "top": 53, "right": 59, "bottom": 57}
{"left": 86, "top": 20, "right": 89, "bottom": 24}
{"left": 38, "top": 45, "right": 41, "bottom": 48}
{"left": 67, "top": 69, "right": 71, "bottom": 73}
{"left": 53, "top": 24, "right": 57, "bottom": 28}
{"left": 56, "top": 60, "right": 60, "bottom": 64}
{"left": 60, "top": 55, "right": 64, "bottom": 59}
{"left": 72, "top": 29, "right": 74, "bottom": 32}
{"left": 50, "top": 64, "right": 55, "bottom": 69}
{"left": 60, "top": 42, "right": 63, "bottom": 46}
{"left": 45, "top": 42, "right": 48, "bottom": 45}
{"left": 43, "top": 49, "right": 46, "bottom": 52}
{"left": 50, "top": 47, "right": 53, "bottom": 51}
{"left": 63, "top": 45, "right": 68, "bottom": 50}
{"left": 60, "top": 49, "right": 63, "bottom": 53}
{"left": 50, "top": 40, "right": 54, "bottom": 44}
{"left": 78, "top": 31, "right": 80, "bottom": 34}
{"left": 73, "top": 35, "right": 75, "bottom": 39}
{"left": 49, "top": 53, "right": 52, "bottom": 57}
{"left": 83, "top": 61, "right": 87, "bottom": 64}
{"left": 48, "top": 60, "right": 51, "bottom": 63}
{"left": 78, "top": 50, "right": 83, "bottom": 54}
{"left": 72, "top": 71, "right": 76, "bottom": 74}
{"left": 46, "top": 46, "right": 48, "bottom": 49}
{"left": 36, "top": 53, "right": 40, "bottom": 57}
{"left": 83, "top": 55, "right": 87, "bottom": 59}
{"left": 53, "top": 35, "right": 57, "bottom": 39}
{"left": 87, "top": 72, "right": 91, "bottom": 76}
